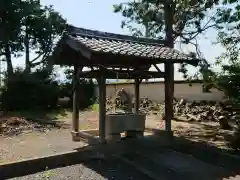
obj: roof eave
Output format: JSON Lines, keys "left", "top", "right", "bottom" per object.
{"left": 65, "top": 35, "right": 92, "bottom": 60}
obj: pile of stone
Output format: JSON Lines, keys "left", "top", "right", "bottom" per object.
{"left": 106, "top": 90, "right": 164, "bottom": 114}
{"left": 106, "top": 91, "right": 240, "bottom": 149}
{"left": 105, "top": 88, "right": 240, "bottom": 128}
{"left": 139, "top": 98, "right": 164, "bottom": 115}
{"left": 174, "top": 99, "right": 220, "bottom": 121}
{"left": 173, "top": 99, "right": 240, "bottom": 129}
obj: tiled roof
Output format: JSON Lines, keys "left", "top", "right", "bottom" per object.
{"left": 65, "top": 26, "right": 199, "bottom": 64}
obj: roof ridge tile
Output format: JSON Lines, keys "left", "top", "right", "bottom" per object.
{"left": 67, "top": 25, "right": 166, "bottom": 46}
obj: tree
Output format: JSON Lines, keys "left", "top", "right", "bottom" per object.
{"left": 0, "top": 68, "right": 60, "bottom": 110}
{"left": 113, "top": 0, "right": 218, "bottom": 47}
{"left": 211, "top": 0, "right": 240, "bottom": 101}
{"left": 0, "top": 0, "right": 26, "bottom": 77}
{"left": 0, "top": 0, "right": 66, "bottom": 77}
{"left": 21, "top": 1, "right": 66, "bottom": 73}
{"left": 0, "top": 0, "right": 67, "bottom": 111}
{"left": 212, "top": 1, "right": 240, "bottom": 149}
{"left": 60, "top": 68, "right": 96, "bottom": 109}
{"left": 113, "top": 0, "right": 220, "bottom": 80}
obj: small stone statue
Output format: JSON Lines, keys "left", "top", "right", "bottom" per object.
{"left": 115, "top": 88, "right": 132, "bottom": 112}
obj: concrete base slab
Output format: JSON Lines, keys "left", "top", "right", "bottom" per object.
{"left": 125, "top": 131, "right": 144, "bottom": 138}
{"left": 145, "top": 128, "right": 174, "bottom": 140}
{"left": 71, "top": 129, "right": 100, "bottom": 145}
{"left": 71, "top": 131, "right": 81, "bottom": 142}
{"left": 106, "top": 133, "right": 121, "bottom": 143}
{"left": 73, "top": 129, "right": 152, "bottom": 145}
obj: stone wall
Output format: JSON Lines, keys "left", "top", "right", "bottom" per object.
{"left": 94, "top": 80, "right": 225, "bottom": 102}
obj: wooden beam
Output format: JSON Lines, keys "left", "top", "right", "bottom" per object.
{"left": 91, "top": 52, "right": 157, "bottom": 67}
{"left": 78, "top": 70, "right": 165, "bottom": 79}
{"left": 98, "top": 75, "right": 106, "bottom": 144}
{"left": 134, "top": 79, "right": 141, "bottom": 113}
{"left": 72, "top": 65, "right": 82, "bottom": 141}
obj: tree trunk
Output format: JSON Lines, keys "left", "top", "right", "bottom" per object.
{"left": 43, "top": 57, "right": 54, "bottom": 73}
{"left": 5, "top": 44, "right": 13, "bottom": 77}
{"left": 24, "top": 32, "right": 31, "bottom": 73}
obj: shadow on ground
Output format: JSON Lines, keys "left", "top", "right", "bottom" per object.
{"left": 79, "top": 134, "right": 240, "bottom": 180}
{"left": 4, "top": 133, "right": 240, "bottom": 180}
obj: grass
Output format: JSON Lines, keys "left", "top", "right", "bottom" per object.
{"left": 42, "top": 167, "right": 55, "bottom": 179}
{"left": 89, "top": 103, "right": 99, "bottom": 112}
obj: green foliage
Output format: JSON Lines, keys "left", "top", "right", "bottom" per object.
{"left": 113, "top": 0, "right": 218, "bottom": 41}
{"left": 215, "top": 0, "right": 240, "bottom": 64}
{"left": 0, "top": 0, "right": 68, "bottom": 112}
{"left": 0, "top": 0, "right": 25, "bottom": 52}
{"left": 211, "top": 0, "right": 240, "bottom": 102}
{"left": 59, "top": 80, "right": 96, "bottom": 110}
{"left": 216, "top": 64, "right": 240, "bottom": 102}
{"left": 90, "top": 104, "right": 99, "bottom": 112}
{"left": 77, "top": 78, "right": 96, "bottom": 109}
{"left": 21, "top": 1, "right": 66, "bottom": 71}
{"left": 0, "top": 0, "right": 66, "bottom": 75}
{"left": 59, "top": 68, "right": 96, "bottom": 110}
{"left": 0, "top": 0, "right": 28, "bottom": 75}
{"left": 0, "top": 68, "right": 60, "bottom": 111}
{"left": 113, "top": 0, "right": 219, "bottom": 81}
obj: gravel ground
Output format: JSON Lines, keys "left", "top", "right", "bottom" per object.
{"left": 8, "top": 156, "right": 153, "bottom": 180}
{"left": 0, "top": 128, "right": 87, "bottom": 163}
{"left": 0, "top": 111, "right": 236, "bottom": 164}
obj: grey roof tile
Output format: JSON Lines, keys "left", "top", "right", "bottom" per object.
{"left": 66, "top": 26, "right": 199, "bottom": 64}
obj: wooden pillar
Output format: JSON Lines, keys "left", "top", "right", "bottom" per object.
{"left": 164, "top": 1, "right": 174, "bottom": 137}
{"left": 134, "top": 79, "right": 140, "bottom": 113}
{"left": 72, "top": 65, "right": 80, "bottom": 141}
{"left": 126, "top": 78, "right": 144, "bottom": 138}
{"left": 164, "top": 63, "right": 174, "bottom": 134}
{"left": 98, "top": 76, "right": 106, "bottom": 144}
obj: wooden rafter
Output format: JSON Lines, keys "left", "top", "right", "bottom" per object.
{"left": 153, "top": 64, "right": 162, "bottom": 72}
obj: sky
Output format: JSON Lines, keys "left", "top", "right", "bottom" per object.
{"left": 12, "top": 0, "right": 225, "bottom": 81}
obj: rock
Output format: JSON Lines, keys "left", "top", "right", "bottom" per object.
{"left": 218, "top": 116, "right": 231, "bottom": 130}
{"left": 229, "top": 126, "right": 240, "bottom": 150}
{"left": 179, "top": 98, "right": 186, "bottom": 106}
{"left": 106, "top": 94, "right": 240, "bottom": 132}
{"left": 5, "top": 117, "right": 29, "bottom": 126}
{"left": 161, "top": 112, "right": 165, "bottom": 120}
{"left": 186, "top": 114, "right": 201, "bottom": 122}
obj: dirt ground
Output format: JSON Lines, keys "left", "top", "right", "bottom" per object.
{"left": 0, "top": 110, "right": 236, "bottom": 164}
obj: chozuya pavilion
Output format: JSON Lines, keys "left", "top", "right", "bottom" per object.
{"left": 51, "top": 25, "right": 199, "bottom": 144}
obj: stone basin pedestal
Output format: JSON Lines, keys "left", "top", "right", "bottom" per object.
{"left": 105, "top": 113, "right": 146, "bottom": 142}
